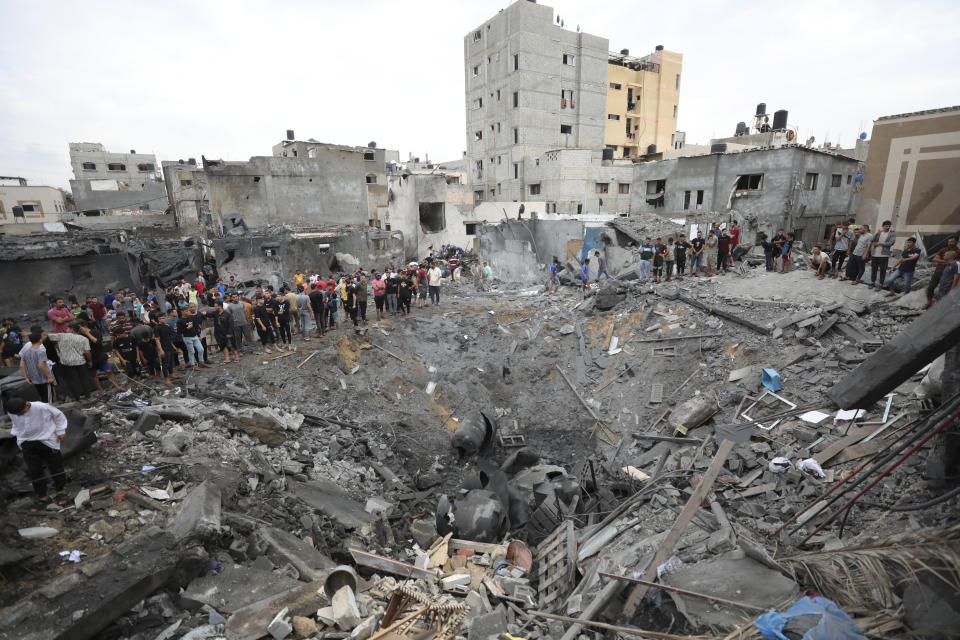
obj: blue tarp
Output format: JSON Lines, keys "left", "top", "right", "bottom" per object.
{"left": 753, "top": 596, "right": 866, "bottom": 640}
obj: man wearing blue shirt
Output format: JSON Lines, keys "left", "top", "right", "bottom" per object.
{"left": 548, "top": 258, "right": 559, "bottom": 295}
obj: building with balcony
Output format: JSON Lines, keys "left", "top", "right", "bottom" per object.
{"left": 68, "top": 142, "right": 169, "bottom": 215}
{"left": 604, "top": 47, "right": 682, "bottom": 159}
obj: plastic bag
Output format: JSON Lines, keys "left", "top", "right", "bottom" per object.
{"left": 753, "top": 595, "right": 866, "bottom": 640}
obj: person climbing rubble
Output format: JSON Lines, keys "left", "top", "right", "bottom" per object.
{"left": 6, "top": 396, "right": 69, "bottom": 510}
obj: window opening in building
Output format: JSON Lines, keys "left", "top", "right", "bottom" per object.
{"left": 472, "top": 65, "right": 480, "bottom": 76}
{"left": 363, "top": 151, "right": 375, "bottom": 161}
{"left": 253, "top": 176, "right": 261, "bottom": 183}
{"left": 513, "top": 53, "right": 519, "bottom": 70}
{"left": 619, "top": 183, "right": 630, "bottom": 195}
{"left": 609, "top": 82, "right": 622, "bottom": 90}
{"left": 474, "top": 190, "right": 484, "bottom": 202}
{"left": 675, "top": 74, "right": 680, "bottom": 90}
{"left": 107, "top": 163, "right": 126, "bottom": 171}
{"left": 529, "top": 184, "right": 541, "bottom": 196}
{"left": 561, "top": 89, "right": 573, "bottom": 108}
{"left": 627, "top": 88, "right": 634, "bottom": 105}
{"left": 646, "top": 179, "right": 666, "bottom": 195}
{"left": 418, "top": 202, "right": 446, "bottom": 232}
{"left": 805, "top": 173, "right": 819, "bottom": 190}
{"left": 137, "top": 163, "right": 154, "bottom": 172}
{"left": 735, "top": 174, "right": 763, "bottom": 190}
{"left": 513, "top": 128, "right": 519, "bottom": 144}
{"left": 21, "top": 203, "right": 40, "bottom": 213}
{"left": 673, "top": 105, "right": 678, "bottom": 118}
{"left": 465, "top": 223, "right": 477, "bottom": 235}
{"left": 607, "top": 114, "right": 620, "bottom": 120}
{"left": 846, "top": 174, "right": 852, "bottom": 185}
{"left": 180, "top": 179, "right": 193, "bottom": 186}
{"left": 496, "top": 89, "right": 501, "bottom": 101}
{"left": 475, "top": 130, "right": 483, "bottom": 141}
{"left": 513, "top": 163, "right": 519, "bottom": 179}
{"left": 513, "top": 91, "right": 519, "bottom": 108}
{"left": 366, "top": 174, "right": 377, "bottom": 184}
{"left": 562, "top": 53, "right": 575, "bottom": 66}
{"left": 82, "top": 162, "right": 96, "bottom": 171}
{"left": 696, "top": 190, "right": 704, "bottom": 207}
{"left": 683, "top": 190, "right": 691, "bottom": 210}
{"left": 831, "top": 174, "right": 842, "bottom": 187}
{"left": 596, "top": 182, "right": 609, "bottom": 194}
{"left": 472, "top": 98, "right": 483, "bottom": 109}
{"left": 560, "top": 124, "right": 572, "bottom": 134}
{"left": 473, "top": 30, "right": 481, "bottom": 42}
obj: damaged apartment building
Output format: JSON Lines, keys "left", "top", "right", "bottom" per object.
{"left": 68, "top": 143, "right": 169, "bottom": 216}
{"left": 464, "top": 0, "right": 681, "bottom": 215}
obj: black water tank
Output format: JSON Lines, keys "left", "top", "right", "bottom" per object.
{"left": 620, "top": 48, "right": 629, "bottom": 55}
{"left": 655, "top": 45, "right": 664, "bottom": 51}
{"left": 130, "top": 149, "right": 136, "bottom": 154}
{"left": 602, "top": 148, "right": 614, "bottom": 161}
{"left": 368, "top": 141, "right": 377, "bottom": 148}
{"left": 188, "top": 158, "right": 197, "bottom": 166}
{"left": 647, "top": 144, "right": 657, "bottom": 154}
{"left": 735, "top": 122, "right": 747, "bottom": 136}
{"left": 773, "top": 109, "right": 788, "bottom": 130}
{"left": 756, "top": 103, "right": 766, "bottom": 116}
{"left": 711, "top": 142, "right": 728, "bottom": 154}
{"left": 286, "top": 129, "right": 295, "bottom": 140}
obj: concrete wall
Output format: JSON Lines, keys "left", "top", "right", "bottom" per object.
{"left": 68, "top": 178, "right": 169, "bottom": 215}
{"left": 630, "top": 147, "right": 861, "bottom": 243}
{"left": 0, "top": 186, "right": 66, "bottom": 224}
{"left": 464, "top": 0, "right": 608, "bottom": 203}
{"left": 0, "top": 254, "right": 136, "bottom": 311}
{"left": 856, "top": 107, "right": 960, "bottom": 243}
{"left": 69, "top": 142, "right": 167, "bottom": 214}
{"left": 213, "top": 228, "right": 404, "bottom": 290}
{"left": 525, "top": 149, "right": 633, "bottom": 214}
{"left": 477, "top": 217, "right": 585, "bottom": 284}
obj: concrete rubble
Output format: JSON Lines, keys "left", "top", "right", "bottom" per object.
{"left": 2, "top": 246, "right": 959, "bottom": 640}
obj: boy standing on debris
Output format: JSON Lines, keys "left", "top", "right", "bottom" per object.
{"left": 885, "top": 237, "right": 920, "bottom": 296}
{"left": 718, "top": 230, "right": 732, "bottom": 274}
{"left": 664, "top": 238, "right": 676, "bottom": 280}
{"left": 6, "top": 396, "right": 69, "bottom": 510}
{"left": 780, "top": 232, "right": 795, "bottom": 273}
{"left": 652, "top": 239, "right": 665, "bottom": 282}
{"left": 868, "top": 220, "right": 897, "bottom": 289}
{"left": 675, "top": 235, "right": 689, "bottom": 278}
{"left": 581, "top": 258, "right": 590, "bottom": 292}
{"left": 548, "top": 257, "right": 560, "bottom": 294}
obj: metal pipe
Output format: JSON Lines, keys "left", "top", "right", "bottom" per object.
{"left": 799, "top": 406, "right": 960, "bottom": 546}
{"left": 597, "top": 572, "right": 766, "bottom": 612}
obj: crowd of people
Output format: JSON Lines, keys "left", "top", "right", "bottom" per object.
{"left": 0, "top": 253, "right": 478, "bottom": 407}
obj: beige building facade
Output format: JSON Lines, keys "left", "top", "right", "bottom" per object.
{"left": 857, "top": 106, "right": 960, "bottom": 244}
{"left": 604, "top": 48, "right": 682, "bottom": 159}
{"left": 0, "top": 179, "right": 66, "bottom": 225}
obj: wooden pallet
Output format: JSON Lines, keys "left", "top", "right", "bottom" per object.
{"left": 536, "top": 519, "right": 576, "bottom": 612}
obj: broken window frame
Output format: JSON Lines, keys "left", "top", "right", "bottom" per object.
{"left": 805, "top": 172, "right": 819, "bottom": 190}
{"left": 529, "top": 183, "right": 541, "bottom": 196}
{"left": 363, "top": 151, "right": 376, "bottom": 161}
{"left": 418, "top": 202, "right": 446, "bottom": 232}
{"left": 831, "top": 173, "right": 842, "bottom": 187}
{"left": 740, "top": 390, "right": 797, "bottom": 431}
{"left": 735, "top": 174, "right": 763, "bottom": 191}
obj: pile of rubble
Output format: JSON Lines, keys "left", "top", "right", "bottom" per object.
{"left": 2, "top": 268, "right": 959, "bottom": 640}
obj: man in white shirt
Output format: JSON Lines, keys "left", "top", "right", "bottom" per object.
{"left": 6, "top": 396, "right": 69, "bottom": 508}
{"left": 427, "top": 264, "right": 443, "bottom": 305}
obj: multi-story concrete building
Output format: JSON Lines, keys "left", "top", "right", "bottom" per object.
{"left": 68, "top": 142, "right": 169, "bottom": 215}
{"left": 857, "top": 105, "right": 960, "bottom": 247}
{"left": 604, "top": 47, "right": 682, "bottom": 159}
{"left": 463, "top": 0, "right": 609, "bottom": 204}
{"left": 631, "top": 146, "right": 861, "bottom": 244}
{"left": 0, "top": 176, "right": 67, "bottom": 225}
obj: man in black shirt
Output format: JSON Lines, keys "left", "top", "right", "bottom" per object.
{"left": 177, "top": 305, "right": 209, "bottom": 370}
{"left": 136, "top": 325, "right": 167, "bottom": 384}
{"left": 273, "top": 292, "right": 292, "bottom": 351}
{"left": 385, "top": 274, "right": 399, "bottom": 315}
{"left": 689, "top": 233, "right": 705, "bottom": 276}
{"left": 308, "top": 284, "right": 326, "bottom": 336}
{"left": 153, "top": 316, "right": 178, "bottom": 380}
{"left": 253, "top": 296, "right": 277, "bottom": 354}
{"left": 213, "top": 301, "right": 239, "bottom": 363}
{"left": 771, "top": 229, "right": 787, "bottom": 271}
{"left": 675, "top": 235, "right": 690, "bottom": 278}
{"left": 112, "top": 327, "right": 139, "bottom": 381}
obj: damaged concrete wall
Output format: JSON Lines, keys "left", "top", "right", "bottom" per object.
{"left": 214, "top": 228, "right": 404, "bottom": 288}
{"left": 201, "top": 154, "right": 369, "bottom": 230}
{"left": 477, "top": 218, "right": 583, "bottom": 283}
{"left": 630, "top": 147, "right": 861, "bottom": 243}
{"left": 0, "top": 254, "right": 136, "bottom": 310}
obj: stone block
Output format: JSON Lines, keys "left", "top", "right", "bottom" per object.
{"left": 134, "top": 411, "right": 162, "bottom": 434}
{"left": 332, "top": 585, "right": 361, "bottom": 630}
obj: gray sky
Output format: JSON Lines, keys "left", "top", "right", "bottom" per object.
{"left": 2, "top": 0, "right": 958, "bottom": 189}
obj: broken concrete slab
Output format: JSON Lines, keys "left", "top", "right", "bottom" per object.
{"left": 663, "top": 552, "right": 799, "bottom": 628}
{"left": 224, "top": 580, "right": 327, "bottom": 640}
{"left": 182, "top": 563, "right": 301, "bottom": 613}
{"left": 167, "top": 480, "right": 221, "bottom": 542}
{"left": 230, "top": 413, "right": 288, "bottom": 447}
{"left": 256, "top": 525, "right": 336, "bottom": 582}
{"left": 332, "top": 585, "right": 361, "bottom": 630}
{"left": 289, "top": 479, "right": 375, "bottom": 529}
{"left": 133, "top": 410, "right": 162, "bottom": 433}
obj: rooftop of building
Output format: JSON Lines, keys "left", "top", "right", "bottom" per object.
{"left": 876, "top": 105, "right": 960, "bottom": 121}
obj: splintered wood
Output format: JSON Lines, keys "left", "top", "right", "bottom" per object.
{"left": 536, "top": 519, "right": 576, "bottom": 612}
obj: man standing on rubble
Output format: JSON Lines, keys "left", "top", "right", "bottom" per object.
{"left": 47, "top": 298, "right": 72, "bottom": 334}
{"left": 308, "top": 284, "right": 326, "bottom": 335}
{"left": 428, "top": 261, "right": 443, "bottom": 305}
{"left": 675, "top": 234, "right": 689, "bottom": 278}
{"left": 830, "top": 221, "right": 855, "bottom": 278}
{"left": 689, "top": 232, "right": 704, "bottom": 276}
{"left": 295, "top": 286, "right": 312, "bottom": 340}
{"left": 594, "top": 250, "right": 612, "bottom": 280}
{"left": 227, "top": 293, "right": 252, "bottom": 352}
{"left": 868, "top": 220, "right": 897, "bottom": 289}
{"left": 637, "top": 238, "right": 654, "bottom": 282}
{"left": 885, "top": 237, "right": 920, "bottom": 296}
{"left": 47, "top": 323, "right": 92, "bottom": 401}
{"left": 849, "top": 224, "right": 873, "bottom": 285}
{"left": 6, "top": 396, "right": 70, "bottom": 510}
{"left": 924, "top": 235, "right": 959, "bottom": 309}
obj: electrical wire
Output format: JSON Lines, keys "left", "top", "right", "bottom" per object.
{"left": 888, "top": 484, "right": 960, "bottom": 512}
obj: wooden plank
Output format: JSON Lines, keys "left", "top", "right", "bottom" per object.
{"left": 448, "top": 539, "right": 507, "bottom": 555}
{"left": 621, "top": 438, "right": 736, "bottom": 617}
{"left": 814, "top": 424, "right": 877, "bottom": 466}
{"left": 740, "top": 482, "right": 776, "bottom": 498}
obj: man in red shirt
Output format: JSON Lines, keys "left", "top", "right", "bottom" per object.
{"left": 729, "top": 222, "right": 741, "bottom": 265}
{"left": 47, "top": 298, "right": 73, "bottom": 333}
{"left": 193, "top": 275, "right": 206, "bottom": 296}
{"left": 86, "top": 296, "right": 107, "bottom": 333}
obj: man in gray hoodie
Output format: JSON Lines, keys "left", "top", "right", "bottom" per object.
{"left": 868, "top": 220, "right": 897, "bottom": 288}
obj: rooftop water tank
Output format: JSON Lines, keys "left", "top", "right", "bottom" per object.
{"left": 756, "top": 103, "right": 766, "bottom": 116}
{"left": 286, "top": 129, "right": 295, "bottom": 140}
{"left": 735, "top": 122, "right": 747, "bottom": 136}
{"left": 711, "top": 142, "right": 728, "bottom": 154}
{"left": 772, "top": 110, "right": 788, "bottom": 130}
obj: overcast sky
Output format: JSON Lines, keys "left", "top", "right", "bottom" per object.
{"left": 2, "top": 0, "right": 958, "bottom": 189}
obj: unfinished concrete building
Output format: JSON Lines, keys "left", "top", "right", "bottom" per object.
{"left": 464, "top": 0, "right": 609, "bottom": 204}
{"left": 857, "top": 105, "right": 960, "bottom": 247}
{"left": 68, "top": 142, "right": 169, "bottom": 216}
{"left": 630, "top": 146, "right": 862, "bottom": 244}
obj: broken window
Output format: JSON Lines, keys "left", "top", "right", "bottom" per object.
{"left": 292, "top": 150, "right": 298, "bottom": 157}
{"left": 831, "top": 173, "right": 842, "bottom": 187}
{"left": 473, "top": 30, "right": 481, "bottom": 42}
{"left": 560, "top": 124, "right": 572, "bottom": 135}
{"left": 366, "top": 174, "right": 377, "bottom": 184}
{"left": 475, "top": 160, "right": 483, "bottom": 179}
{"left": 489, "top": 188, "right": 495, "bottom": 198}
{"left": 697, "top": 190, "right": 704, "bottom": 207}
{"left": 646, "top": 180, "right": 664, "bottom": 195}
{"left": 82, "top": 162, "right": 96, "bottom": 171}
{"left": 609, "top": 82, "right": 622, "bottom": 90}
{"left": 308, "top": 148, "right": 317, "bottom": 158}
{"left": 561, "top": 89, "right": 573, "bottom": 107}
{"left": 475, "top": 131, "right": 483, "bottom": 141}
{"left": 562, "top": 53, "right": 575, "bottom": 66}
{"left": 180, "top": 179, "right": 193, "bottom": 186}
{"left": 137, "top": 163, "right": 155, "bottom": 172}
{"left": 21, "top": 203, "right": 41, "bottom": 213}
{"left": 683, "top": 190, "right": 691, "bottom": 210}
{"left": 419, "top": 202, "right": 445, "bottom": 232}
{"left": 735, "top": 174, "right": 763, "bottom": 190}
{"left": 107, "top": 163, "right": 126, "bottom": 171}
{"left": 363, "top": 151, "right": 375, "bottom": 161}
{"left": 529, "top": 183, "right": 541, "bottom": 196}
{"left": 805, "top": 172, "right": 819, "bottom": 190}
{"left": 513, "top": 91, "right": 519, "bottom": 108}
{"left": 465, "top": 223, "right": 477, "bottom": 235}
{"left": 473, "top": 97, "right": 483, "bottom": 109}
{"left": 513, "top": 53, "right": 519, "bottom": 71}
{"left": 619, "top": 183, "right": 630, "bottom": 195}
{"left": 474, "top": 190, "right": 484, "bottom": 202}
{"left": 596, "top": 183, "right": 609, "bottom": 194}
